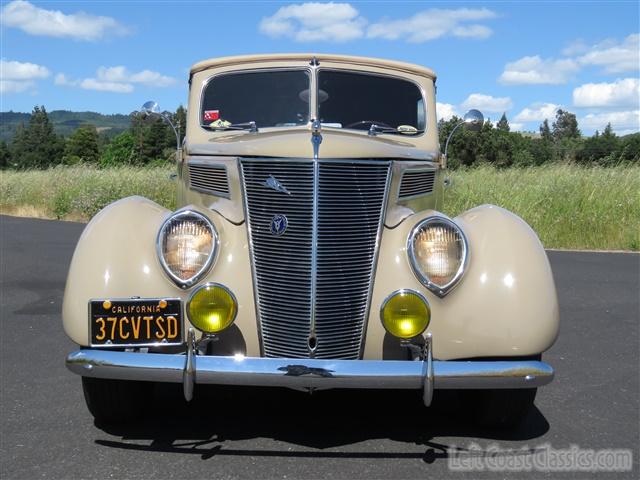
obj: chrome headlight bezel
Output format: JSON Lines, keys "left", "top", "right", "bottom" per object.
{"left": 156, "top": 209, "right": 218, "bottom": 289}
{"left": 407, "top": 215, "right": 469, "bottom": 298}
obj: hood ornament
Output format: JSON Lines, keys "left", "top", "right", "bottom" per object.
{"left": 263, "top": 175, "right": 290, "bottom": 195}
{"left": 311, "top": 119, "right": 322, "bottom": 160}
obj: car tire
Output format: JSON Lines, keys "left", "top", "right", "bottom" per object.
{"left": 464, "top": 388, "right": 537, "bottom": 429}
{"left": 81, "top": 377, "right": 153, "bottom": 424}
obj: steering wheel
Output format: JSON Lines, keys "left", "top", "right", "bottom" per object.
{"left": 344, "top": 120, "right": 394, "bottom": 130}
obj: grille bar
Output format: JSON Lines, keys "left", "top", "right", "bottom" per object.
{"left": 398, "top": 169, "right": 436, "bottom": 200}
{"left": 241, "top": 159, "right": 390, "bottom": 359}
{"left": 188, "top": 163, "right": 230, "bottom": 197}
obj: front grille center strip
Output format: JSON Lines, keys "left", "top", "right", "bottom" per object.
{"left": 309, "top": 157, "right": 319, "bottom": 357}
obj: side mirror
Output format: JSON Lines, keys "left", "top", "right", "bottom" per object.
{"left": 442, "top": 109, "right": 485, "bottom": 165}
{"left": 141, "top": 100, "right": 160, "bottom": 115}
{"left": 462, "top": 109, "right": 484, "bottom": 132}
{"left": 138, "top": 101, "right": 181, "bottom": 162}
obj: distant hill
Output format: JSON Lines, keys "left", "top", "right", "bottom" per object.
{"left": 0, "top": 110, "right": 133, "bottom": 142}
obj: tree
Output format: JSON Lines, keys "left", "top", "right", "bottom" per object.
{"left": 99, "top": 131, "right": 136, "bottom": 167}
{"left": 63, "top": 124, "right": 100, "bottom": 164}
{"left": 497, "top": 113, "right": 510, "bottom": 132}
{"left": 552, "top": 109, "right": 581, "bottom": 140}
{"left": 539, "top": 119, "right": 553, "bottom": 142}
{"left": 0, "top": 141, "right": 11, "bottom": 169}
{"left": 10, "top": 106, "right": 64, "bottom": 169}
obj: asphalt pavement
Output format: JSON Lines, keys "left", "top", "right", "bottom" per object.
{"left": 1, "top": 214, "right": 638, "bottom": 479}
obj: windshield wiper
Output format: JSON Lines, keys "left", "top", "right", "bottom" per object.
{"left": 368, "top": 124, "right": 423, "bottom": 136}
{"left": 202, "top": 121, "right": 259, "bottom": 133}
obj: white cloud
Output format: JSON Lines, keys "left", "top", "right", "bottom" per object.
{"left": 499, "top": 55, "right": 579, "bottom": 85}
{"left": 573, "top": 78, "right": 640, "bottom": 108}
{"left": 259, "top": 2, "right": 365, "bottom": 42}
{"left": 56, "top": 66, "right": 176, "bottom": 93}
{"left": 96, "top": 66, "right": 175, "bottom": 87}
{"left": 0, "top": 80, "right": 35, "bottom": 94}
{"left": 577, "top": 34, "right": 639, "bottom": 74}
{"left": 0, "top": 59, "right": 50, "bottom": 94}
{"left": 54, "top": 73, "right": 76, "bottom": 86}
{"left": 514, "top": 103, "right": 560, "bottom": 123}
{"left": 460, "top": 93, "right": 512, "bottom": 113}
{"left": 436, "top": 102, "right": 459, "bottom": 121}
{"left": 509, "top": 122, "right": 526, "bottom": 131}
{"left": 580, "top": 110, "right": 640, "bottom": 134}
{"left": 259, "top": 4, "right": 496, "bottom": 43}
{"left": 500, "top": 33, "right": 639, "bottom": 86}
{"left": 0, "top": 59, "right": 50, "bottom": 80}
{"left": 1, "top": 0, "right": 127, "bottom": 41}
{"left": 367, "top": 7, "right": 496, "bottom": 42}
{"left": 80, "top": 78, "right": 133, "bottom": 93}
{"left": 562, "top": 39, "right": 590, "bottom": 56}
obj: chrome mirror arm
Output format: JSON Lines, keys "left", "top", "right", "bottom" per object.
{"left": 139, "top": 101, "right": 182, "bottom": 162}
{"left": 443, "top": 120, "right": 465, "bottom": 160}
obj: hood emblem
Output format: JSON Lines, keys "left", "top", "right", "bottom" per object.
{"left": 270, "top": 214, "right": 288, "bottom": 236}
{"left": 263, "top": 175, "right": 290, "bottom": 195}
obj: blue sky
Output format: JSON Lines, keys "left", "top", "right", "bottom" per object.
{"left": 1, "top": 0, "right": 638, "bottom": 134}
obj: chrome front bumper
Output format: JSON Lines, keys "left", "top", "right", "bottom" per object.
{"left": 66, "top": 331, "right": 554, "bottom": 407}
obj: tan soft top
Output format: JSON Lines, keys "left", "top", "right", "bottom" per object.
{"left": 190, "top": 53, "right": 436, "bottom": 79}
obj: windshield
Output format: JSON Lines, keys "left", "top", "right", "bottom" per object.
{"left": 317, "top": 70, "right": 425, "bottom": 134}
{"left": 201, "top": 69, "right": 310, "bottom": 128}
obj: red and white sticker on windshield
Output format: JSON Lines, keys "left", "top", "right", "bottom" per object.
{"left": 203, "top": 110, "right": 220, "bottom": 122}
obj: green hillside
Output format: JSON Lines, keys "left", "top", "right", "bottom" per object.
{"left": 0, "top": 110, "right": 132, "bottom": 142}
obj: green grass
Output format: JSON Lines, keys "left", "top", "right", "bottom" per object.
{"left": 1, "top": 164, "right": 638, "bottom": 250}
{"left": 443, "top": 165, "right": 640, "bottom": 251}
{"left": 0, "top": 166, "right": 176, "bottom": 221}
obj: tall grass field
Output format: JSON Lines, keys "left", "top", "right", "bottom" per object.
{"left": 1, "top": 164, "right": 638, "bottom": 250}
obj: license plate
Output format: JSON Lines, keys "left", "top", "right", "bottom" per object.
{"left": 90, "top": 298, "right": 182, "bottom": 346}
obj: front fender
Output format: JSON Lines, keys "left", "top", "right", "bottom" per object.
{"left": 62, "top": 196, "right": 259, "bottom": 354}
{"left": 364, "top": 204, "right": 559, "bottom": 360}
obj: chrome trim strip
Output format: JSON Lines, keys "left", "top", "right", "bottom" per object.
{"left": 186, "top": 282, "right": 239, "bottom": 333}
{"left": 156, "top": 209, "right": 219, "bottom": 289}
{"left": 237, "top": 158, "right": 266, "bottom": 357}
{"left": 309, "top": 147, "right": 319, "bottom": 357}
{"left": 406, "top": 215, "right": 469, "bottom": 298}
{"left": 66, "top": 350, "right": 554, "bottom": 402}
{"left": 357, "top": 162, "right": 392, "bottom": 357}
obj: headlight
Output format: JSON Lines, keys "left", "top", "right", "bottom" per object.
{"left": 407, "top": 216, "right": 468, "bottom": 297}
{"left": 187, "top": 283, "right": 237, "bottom": 333}
{"left": 157, "top": 210, "right": 217, "bottom": 288}
{"left": 380, "top": 289, "right": 430, "bottom": 339}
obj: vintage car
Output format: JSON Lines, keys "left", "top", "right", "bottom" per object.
{"left": 64, "top": 54, "right": 559, "bottom": 427}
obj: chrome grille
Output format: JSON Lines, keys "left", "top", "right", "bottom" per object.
{"left": 398, "top": 169, "right": 436, "bottom": 200}
{"left": 188, "top": 163, "right": 229, "bottom": 197}
{"left": 241, "top": 159, "right": 390, "bottom": 359}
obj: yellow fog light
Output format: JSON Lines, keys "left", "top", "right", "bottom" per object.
{"left": 380, "top": 289, "right": 430, "bottom": 339}
{"left": 187, "top": 283, "right": 237, "bottom": 334}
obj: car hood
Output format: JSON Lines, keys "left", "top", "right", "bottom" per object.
{"left": 186, "top": 128, "right": 438, "bottom": 161}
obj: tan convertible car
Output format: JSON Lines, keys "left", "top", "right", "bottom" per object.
{"left": 64, "top": 54, "right": 559, "bottom": 427}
